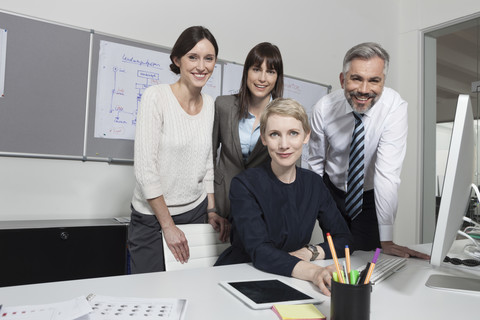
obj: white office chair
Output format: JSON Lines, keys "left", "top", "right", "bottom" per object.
{"left": 162, "top": 223, "right": 230, "bottom": 271}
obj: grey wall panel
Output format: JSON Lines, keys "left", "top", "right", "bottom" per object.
{"left": 0, "top": 11, "right": 90, "bottom": 158}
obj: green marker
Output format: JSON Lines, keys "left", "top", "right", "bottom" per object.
{"left": 350, "top": 269, "right": 360, "bottom": 285}
{"left": 333, "top": 272, "right": 339, "bottom": 283}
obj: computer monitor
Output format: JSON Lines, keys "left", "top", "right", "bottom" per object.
{"left": 426, "top": 94, "right": 480, "bottom": 293}
{"left": 430, "top": 94, "right": 475, "bottom": 267}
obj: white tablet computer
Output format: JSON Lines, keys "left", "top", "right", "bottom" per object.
{"left": 219, "top": 279, "right": 324, "bottom": 310}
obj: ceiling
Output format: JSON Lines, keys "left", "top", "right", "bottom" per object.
{"left": 435, "top": 20, "right": 479, "bottom": 122}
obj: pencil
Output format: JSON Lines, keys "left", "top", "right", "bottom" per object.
{"left": 326, "top": 233, "right": 344, "bottom": 283}
{"left": 364, "top": 248, "right": 381, "bottom": 284}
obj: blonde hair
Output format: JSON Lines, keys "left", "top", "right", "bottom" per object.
{"left": 260, "top": 98, "right": 310, "bottom": 137}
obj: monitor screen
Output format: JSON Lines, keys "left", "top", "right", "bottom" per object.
{"left": 430, "top": 94, "right": 475, "bottom": 267}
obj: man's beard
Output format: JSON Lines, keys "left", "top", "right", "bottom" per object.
{"left": 345, "top": 90, "right": 379, "bottom": 114}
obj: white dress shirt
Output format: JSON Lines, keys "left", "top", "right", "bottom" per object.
{"left": 238, "top": 112, "right": 260, "bottom": 162}
{"left": 308, "top": 87, "right": 408, "bottom": 241}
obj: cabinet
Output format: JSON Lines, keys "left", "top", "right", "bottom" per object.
{"left": 0, "top": 219, "right": 128, "bottom": 287}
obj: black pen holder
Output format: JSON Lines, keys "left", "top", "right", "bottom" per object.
{"left": 330, "top": 280, "right": 372, "bottom": 320}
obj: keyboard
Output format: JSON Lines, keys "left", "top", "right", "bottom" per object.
{"left": 357, "top": 258, "right": 407, "bottom": 285}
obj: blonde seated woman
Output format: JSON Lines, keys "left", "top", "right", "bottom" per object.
{"left": 215, "top": 98, "right": 352, "bottom": 295}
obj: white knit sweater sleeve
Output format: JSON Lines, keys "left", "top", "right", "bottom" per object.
{"left": 133, "top": 84, "right": 167, "bottom": 200}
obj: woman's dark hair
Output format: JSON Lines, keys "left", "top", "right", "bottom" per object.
{"left": 237, "top": 42, "right": 284, "bottom": 118}
{"left": 169, "top": 26, "right": 219, "bottom": 75}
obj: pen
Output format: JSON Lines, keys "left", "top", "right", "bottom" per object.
{"left": 345, "top": 245, "right": 351, "bottom": 276}
{"left": 326, "top": 233, "right": 344, "bottom": 283}
{"left": 358, "top": 262, "right": 370, "bottom": 284}
{"left": 364, "top": 248, "right": 381, "bottom": 284}
{"left": 343, "top": 261, "right": 350, "bottom": 284}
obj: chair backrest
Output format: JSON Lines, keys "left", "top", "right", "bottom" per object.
{"left": 310, "top": 222, "right": 324, "bottom": 244}
{"left": 162, "top": 223, "right": 230, "bottom": 271}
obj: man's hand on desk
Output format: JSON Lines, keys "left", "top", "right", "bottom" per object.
{"left": 381, "top": 241, "right": 430, "bottom": 260}
{"left": 207, "top": 212, "right": 230, "bottom": 242}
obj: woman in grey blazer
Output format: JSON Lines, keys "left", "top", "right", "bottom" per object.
{"left": 213, "top": 42, "right": 284, "bottom": 218}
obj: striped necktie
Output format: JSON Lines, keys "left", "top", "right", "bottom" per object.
{"left": 345, "top": 112, "right": 365, "bottom": 220}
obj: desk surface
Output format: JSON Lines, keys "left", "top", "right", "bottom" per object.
{"left": 0, "top": 242, "right": 479, "bottom": 319}
{"left": 0, "top": 218, "right": 125, "bottom": 230}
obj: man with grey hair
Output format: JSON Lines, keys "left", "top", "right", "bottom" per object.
{"left": 308, "top": 42, "right": 429, "bottom": 259}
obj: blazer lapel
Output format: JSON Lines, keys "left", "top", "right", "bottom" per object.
{"left": 247, "top": 138, "right": 265, "bottom": 166}
{"left": 230, "top": 99, "right": 244, "bottom": 167}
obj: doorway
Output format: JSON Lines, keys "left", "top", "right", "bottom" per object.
{"left": 423, "top": 17, "right": 480, "bottom": 242}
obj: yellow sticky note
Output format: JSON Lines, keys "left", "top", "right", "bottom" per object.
{"left": 272, "top": 304, "right": 325, "bottom": 320}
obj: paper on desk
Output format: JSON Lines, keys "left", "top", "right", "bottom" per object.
{"left": 0, "top": 296, "right": 92, "bottom": 320}
{"left": 85, "top": 295, "right": 187, "bottom": 320}
{"left": 0, "top": 295, "right": 187, "bottom": 320}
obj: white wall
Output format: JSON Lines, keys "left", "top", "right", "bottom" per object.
{"left": 1, "top": 0, "right": 479, "bottom": 246}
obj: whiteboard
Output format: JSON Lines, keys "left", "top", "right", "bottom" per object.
{"left": 202, "top": 63, "right": 222, "bottom": 100}
{"left": 283, "top": 76, "right": 329, "bottom": 117}
{"left": 94, "top": 40, "right": 175, "bottom": 140}
{"left": 222, "top": 63, "right": 243, "bottom": 95}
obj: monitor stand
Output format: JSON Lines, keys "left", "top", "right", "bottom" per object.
{"left": 426, "top": 274, "right": 480, "bottom": 293}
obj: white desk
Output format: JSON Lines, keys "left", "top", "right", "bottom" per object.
{"left": 0, "top": 242, "right": 479, "bottom": 319}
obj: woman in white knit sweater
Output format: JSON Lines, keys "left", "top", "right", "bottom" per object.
{"left": 128, "top": 26, "right": 229, "bottom": 273}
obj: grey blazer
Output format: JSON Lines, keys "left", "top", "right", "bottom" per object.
{"left": 213, "top": 95, "right": 270, "bottom": 218}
